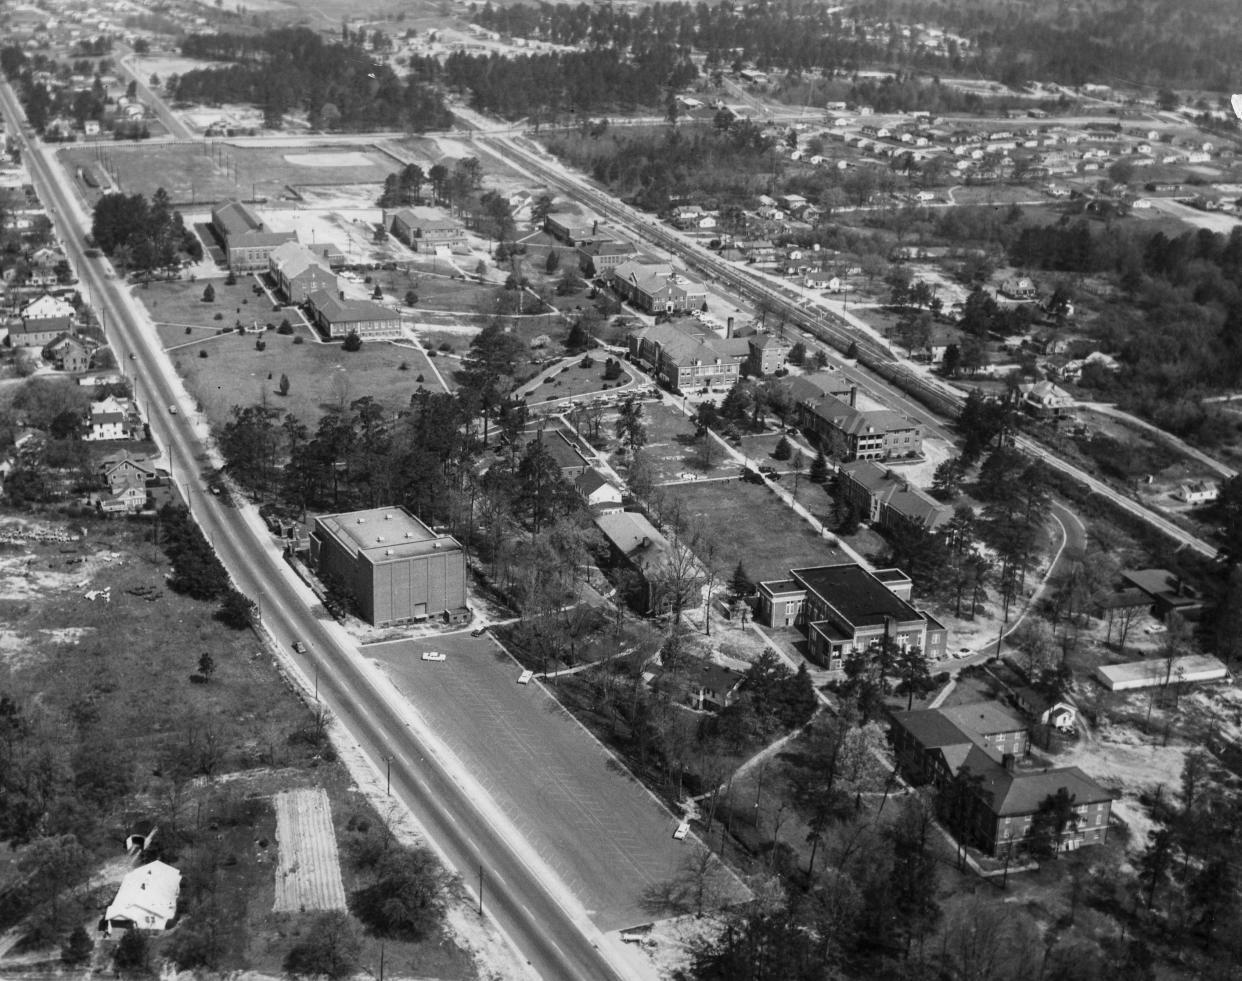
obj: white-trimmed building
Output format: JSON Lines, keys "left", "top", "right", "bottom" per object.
{"left": 104, "top": 861, "right": 181, "bottom": 933}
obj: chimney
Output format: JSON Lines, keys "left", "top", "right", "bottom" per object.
{"left": 592, "top": 220, "right": 598, "bottom": 235}
{"left": 726, "top": 316, "right": 734, "bottom": 338}
{"left": 1002, "top": 753, "right": 1015, "bottom": 772}
{"left": 848, "top": 385, "right": 858, "bottom": 407}
{"left": 641, "top": 536, "right": 652, "bottom": 549}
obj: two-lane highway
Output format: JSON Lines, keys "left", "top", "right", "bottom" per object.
{"left": 0, "top": 79, "right": 639, "bottom": 981}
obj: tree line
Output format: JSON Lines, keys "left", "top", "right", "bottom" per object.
{"left": 174, "top": 28, "right": 450, "bottom": 131}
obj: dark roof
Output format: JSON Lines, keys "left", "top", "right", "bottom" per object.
{"left": 535, "top": 430, "right": 591, "bottom": 472}
{"left": 938, "top": 701, "right": 1027, "bottom": 737}
{"left": 791, "top": 563, "right": 920, "bottom": 628}
{"left": 759, "top": 578, "right": 802, "bottom": 594}
{"left": 307, "top": 290, "right": 399, "bottom": 325}
{"left": 891, "top": 709, "right": 973, "bottom": 750}
{"left": 973, "top": 760, "right": 1113, "bottom": 816}
{"left": 212, "top": 199, "right": 265, "bottom": 238}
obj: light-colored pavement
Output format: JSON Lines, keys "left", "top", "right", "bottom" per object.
{"left": 366, "top": 631, "right": 745, "bottom": 930}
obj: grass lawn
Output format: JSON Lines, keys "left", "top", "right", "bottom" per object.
{"left": 138, "top": 276, "right": 272, "bottom": 330}
{"left": 173, "top": 330, "right": 439, "bottom": 430}
{"left": 374, "top": 271, "right": 500, "bottom": 313}
{"left": 535, "top": 355, "right": 631, "bottom": 400}
{"left": 60, "top": 142, "right": 396, "bottom": 206}
{"left": 636, "top": 401, "right": 722, "bottom": 482}
{"left": 158, "top": 322, "right": 230, "bottom": 350}
{"left": 659, "top": 478, "right": 849, "bottom": 584}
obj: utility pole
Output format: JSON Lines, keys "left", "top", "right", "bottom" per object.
{"left": 478, "top": 864, "right": 484, "bottom": 915}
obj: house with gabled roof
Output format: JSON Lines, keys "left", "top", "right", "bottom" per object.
{"left": 84, "top": 395, "right": 142, "bottom": 441}
{"left": 43, "top": 333, "right": 93, "bottom": 372}
{"left": 793, "top": 390, "right": 923, "bottom": 462}
{"left": 12, "top": 292, "right": 74, "bottom": 347}
{"left": 1019, "top": 380, "right": 1074, "bottom": 418}
{"left": 575, "top": 468, "right": 623, "bottom": 511}
{"left": 838, "top": 460, "right": 952, "bottom": 533}
{"left": 595, "top": 510, "right": 704, "bottom": 615}
{"left": 531, "top": 429, "right": 592, "bottom": 478}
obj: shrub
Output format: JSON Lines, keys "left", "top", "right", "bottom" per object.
{"left": 185, "top": 326, "right": 192, "bottom": 334}
{"left": 255, "top": 340, "right": 266, "bottom": 351}
{"left": 225, "top": 270, "right": 237, "bottom": 286}
{"left": 438, "top": 342, "right": 452, "bottom": 352}
{"left": 213, "top": 312, "right": 223, "bottom": 320}
{"left": 416, "top": 374, "right": 424, "bottom": 382}
{"left": 202, "top": 283, "right": 215, "bottom": 302}
{"left": 343, "top": 332, "right": 362, "bottom": 352}
{"left": 398, "top": 361, "right": 409, "bottom": 371}
{"left": 293, "top": 336, "right": 304, "bottom": 344}
{"left": 404, "top": 290, "right": 418, "bottom": 306}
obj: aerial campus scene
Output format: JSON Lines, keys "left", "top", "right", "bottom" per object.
{"left": 4, "top": 0, "right": 1242, "bottom": 979}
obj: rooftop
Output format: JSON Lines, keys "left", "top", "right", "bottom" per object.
{"left": 938, "top": 701, "right": 1027, "bottom": 736}
{"left": 212, "top": 198, "right": 265, "bottom": 239}
{"left": 315, "top": 507, "right": 461, "bottom": 563}
{"left": 792, "top": 563, "right": 920, "bottom": 628}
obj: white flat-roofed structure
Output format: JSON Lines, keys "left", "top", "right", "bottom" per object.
{"left": 310, "top": 507, "right": 468, "bottom": 627}
{"left": 1094, "top": 654, "right": 1229, "bottom": 692}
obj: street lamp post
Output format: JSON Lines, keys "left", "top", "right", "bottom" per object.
{"left": 383, "top": 754, "right": 394, "bottom": 795}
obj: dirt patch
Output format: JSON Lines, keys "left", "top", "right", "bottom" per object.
{"left": 273, "top": 787, "right": 348, "bottom": 912}
{"left": 283, "top": 152, "right": 377, "bottom": 168}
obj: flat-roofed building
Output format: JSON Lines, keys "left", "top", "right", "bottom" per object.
{"left": 757, "top": 562, "right": 947, "bottom": 672}
{"left": 310, "top": 507, "right": 468, "bottom": 627}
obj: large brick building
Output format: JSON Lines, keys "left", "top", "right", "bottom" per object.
{"left": 310, "top": 507, "right": 468, "bottom": 627}
{"left": 307, "top": 289, "right": 403, "bottom": 340}
{"left": 757, "top": 562, "right": 947, "bottom": 672}
{"left": 891, "top": 703, "right": 1113, "bottom": 857}
{"left": 211, "top": 200, "right": 296, "bottom": 272}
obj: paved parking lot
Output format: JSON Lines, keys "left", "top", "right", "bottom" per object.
{"left": 367, "top": 630, "right": 732, "bottom": 931}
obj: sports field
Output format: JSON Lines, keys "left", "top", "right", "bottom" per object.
{"left": 59, "top": 142, "right": 397, "bottom": 206}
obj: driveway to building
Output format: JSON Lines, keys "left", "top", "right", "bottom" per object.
{"left": 366, "top": 630, "right": 746, "bottom": 930}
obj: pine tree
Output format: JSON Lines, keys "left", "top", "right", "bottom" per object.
{"left": 772, "top": 435, "right": 792, "bottom": 461}
{"left": 729, "top": 561, "right": 752, "bottom": 601}
{"left": 810, "top": 448, "right": 829, "bottom": 483}
{"left": 202, "top": 283, "right": 215, "bottom": 302}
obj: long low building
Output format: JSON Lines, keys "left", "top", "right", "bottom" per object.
{"left": 1094, "top": 654, "right": 1229, "bottom": 692}
{"left": 307, "top": 289, "right": 402, "bottom": 340}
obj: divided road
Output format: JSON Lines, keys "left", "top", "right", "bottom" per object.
{"left": 0, "top": 79, "right": 638, "bottom": 981}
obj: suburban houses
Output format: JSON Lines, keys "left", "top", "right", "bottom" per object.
{"left": 83, "top": 395, "right": 143, "bottom": 442}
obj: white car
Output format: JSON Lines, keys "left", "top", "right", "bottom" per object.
{"left": 954, "top": 648, "right": 972, "bottom": 659}
{"left": 421, "top": 651, "right": 446, "bottom": 662}
{"left": 673, "top": 820, "right": 690, "bottom": 841}
{"left": 517, "top": 669, "right": 534, "bottom": 685}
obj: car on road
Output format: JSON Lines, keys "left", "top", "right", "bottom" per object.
{"left": 673, "top": 820, "right": 690, "bottom": 840}
{"left": 168, "top": 404, "right": 178, "bottom": 414}
{"left": 517, "top": 669, "right": 534, "bottom": 685}
{"left": 471, "top": 626, "right": 487, "bottom": 637}
{"left": 292, "top": 641, "right": 306, "bottom": 654}
{"left": 953, "top": 648, "right": 971, "bottom": 659}
{"left": 128, "top": 353, "right": 136, "bottom": 360}
{"left": 421, "top": 651, "right": 446, "bottom": 662}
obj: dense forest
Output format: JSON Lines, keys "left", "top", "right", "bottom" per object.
{"left": 442, "top": 47, "right": 695, "bottom": 119}
{"left": 175, "top": 28, "right": 450, "bottom": 131}
{"left": 474, "top": 0, "right": 1242, "bottom": 95}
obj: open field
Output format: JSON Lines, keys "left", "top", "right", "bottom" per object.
{"left": 140, "top": 276, "right": 270, "bottom": 330}
{"left": 371, "top": 270, "right": 501, "bottom": 313}
{"left": 59, "top": 142, "right": 397, "bottom": 206}
{"left": 634, "top": 401, "right": 732, "bottom": 482}
{"left": 658, "top": 478, "right": 848, "bottom": 584}
{"left": 532, "top": 355, "right": 633, "bottom": 401}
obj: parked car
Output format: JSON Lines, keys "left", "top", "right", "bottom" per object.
{"left": 471, "top": 626, "right": 487, "bottom": 637}
{"left": 673, "top": 821, "right": 690, "bottom": 841}
{"left": 292, "top": 641, "right": 306, "bottom": 654}
{"left": 421, "top": 651, "right": 446, "bottom": 662}
{"left": 517, "top": 669, "right": 534, "bottom": 685}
